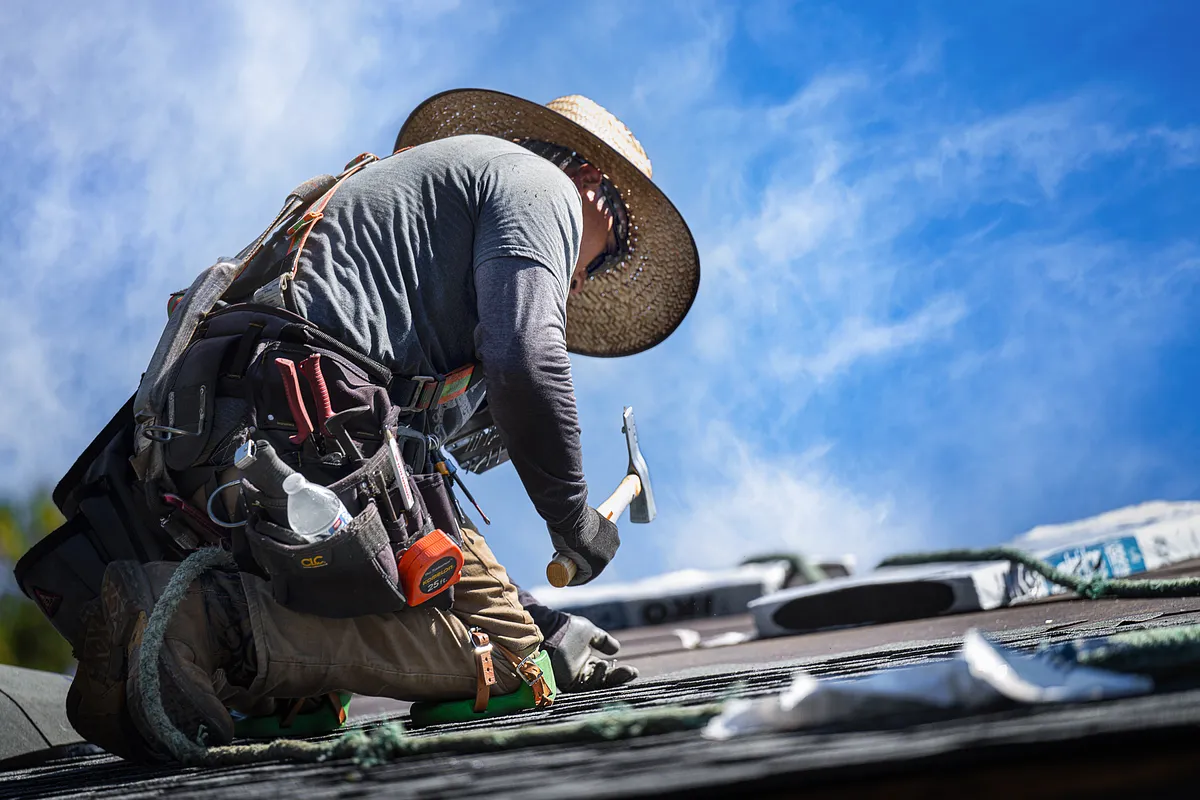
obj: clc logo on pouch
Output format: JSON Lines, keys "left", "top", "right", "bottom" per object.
{"left": 300, "top": 555, "right": 328, "bottom": 569}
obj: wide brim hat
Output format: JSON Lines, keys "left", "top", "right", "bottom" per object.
{"left": 395, "top": 89, "right": 700, "bottom": 358}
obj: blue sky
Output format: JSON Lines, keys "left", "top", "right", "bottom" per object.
{"left": 2, "top": 1, "right": 1199, "bottom": 590}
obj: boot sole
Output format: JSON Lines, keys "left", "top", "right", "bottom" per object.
{"left": 108, "top": 562, "right": 234, "bottom": 758}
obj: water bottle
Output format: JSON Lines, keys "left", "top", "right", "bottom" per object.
{"left": 282, "top": 473, "right": 352, "bottom": 543}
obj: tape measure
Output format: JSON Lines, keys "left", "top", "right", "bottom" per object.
{"left": 397, "top": 529, "right": 464, "bottom": 605}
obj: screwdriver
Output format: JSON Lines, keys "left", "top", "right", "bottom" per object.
{"left": 435, "top": 451, "right": 490, "bottom": 526}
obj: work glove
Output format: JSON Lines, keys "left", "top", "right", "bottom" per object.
{"left": 548, "top": 505, "right": 620, "bottom": 586}
{"left": 550, "top": 614, "right": 639, "bottom": 693}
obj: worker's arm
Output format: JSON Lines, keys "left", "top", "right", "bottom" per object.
{"left": 473, "top": 256, "right": 619, "bottom": 583}
{"left": 471, "top": 152, "right": 618, "bottom": 583}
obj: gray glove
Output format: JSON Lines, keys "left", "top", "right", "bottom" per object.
{"left": 551, "top": 613, "right": 639, "bottom": 693}
{"left": 548, "top": 506, "right": 620, "bottom": 586}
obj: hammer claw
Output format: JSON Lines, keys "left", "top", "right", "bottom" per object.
{"left": 622, "top": 406, "right": 656, "bottom": 524}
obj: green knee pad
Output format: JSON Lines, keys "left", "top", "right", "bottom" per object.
{"left": 232, "top": 692, "right": 352, "bottom": 739}
{"left": 409, "top": 650, "right": 557, "bottom": 727}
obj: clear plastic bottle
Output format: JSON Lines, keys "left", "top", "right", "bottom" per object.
{"left": 282, "top": 473, "right": 352, "bottom": 543}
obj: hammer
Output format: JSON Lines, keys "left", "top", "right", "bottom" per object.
{"left": 546, "top": 406, "right": 656, "bottom": 587}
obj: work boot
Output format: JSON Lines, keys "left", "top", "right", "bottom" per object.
{"left": 101, "top": 561, "right": 256, "bottom": 759}
{"left": 64, "top": 596, "right": 158, "bottom": 761}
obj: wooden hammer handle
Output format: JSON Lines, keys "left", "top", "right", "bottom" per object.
{"left": 546, "top": 474, "right": 641, "bottom": 587}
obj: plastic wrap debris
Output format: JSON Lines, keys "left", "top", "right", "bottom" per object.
{"left": 703, "top": 629, "right": 1153, "bottom": 740}
{"left": 667, "top": 629, "right": 756, "bottom": 650}
{"left": 699, "top": 631, "right": 756, "bottom": 648}
{"left": 752, "top": 500, "right": 1200, "bottom": 636}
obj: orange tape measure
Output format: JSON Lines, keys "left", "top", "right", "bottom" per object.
{"left": 397, "top": 529, "right": 463, "bottom": 605}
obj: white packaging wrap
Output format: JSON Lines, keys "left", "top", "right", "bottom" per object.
{"left": 704, "top": 629, "right": 1153, "bottom": 740}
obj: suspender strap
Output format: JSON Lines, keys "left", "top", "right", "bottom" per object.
{"left": 285, "top": 152, "right": 379, "bottom": 280}
{"left": 277, "top": 150, "right": 480, "bottom": 414}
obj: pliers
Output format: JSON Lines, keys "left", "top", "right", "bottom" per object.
{"left": 275, "top": 354, "right": 335, "bottom": 446}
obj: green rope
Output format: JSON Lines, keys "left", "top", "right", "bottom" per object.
{"left": 878, "top": 546, "right": 1200, "bottom": 600}
{"left": 136, "top": 548, "right": 723, "bottom": 767}
{"left": 192, "top": 702, "right": 724, "bottom": 767}
{"left": 1071, "top": 624, "right": 1200, "bottom": 676}
{"left": 136, "top": 546, "right": 237, "bottom": 763}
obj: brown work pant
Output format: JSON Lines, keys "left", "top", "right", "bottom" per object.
{"left": 216, "top": 525, "right": 542, "bottom": 709}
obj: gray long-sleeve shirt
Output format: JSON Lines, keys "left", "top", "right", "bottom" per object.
{"left": 289, "top": 135, "right": 590, "bottom": 538}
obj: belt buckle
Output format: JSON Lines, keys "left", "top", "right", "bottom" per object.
{"left": 402, "top": 375, "right": 438, "bottom": 412}
{"left": 514, "top": 650, "right": 543, "bottom": 686}
{"left": 469, "top": 627, "right": 493, "bottom": 655}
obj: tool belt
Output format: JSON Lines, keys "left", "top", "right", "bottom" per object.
{"left": 15, "top": 151, "right": 485, "bottom": 650}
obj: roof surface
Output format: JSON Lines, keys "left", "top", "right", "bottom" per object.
{"left": 4, "top": 562, "right": 1200, "bottom": 798}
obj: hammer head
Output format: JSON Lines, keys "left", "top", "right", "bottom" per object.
{"left": 622, "top": 406, "right": 656, "bottom": 523}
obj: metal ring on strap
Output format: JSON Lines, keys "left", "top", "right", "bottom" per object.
{"left": 206, "top": 480, "right": 248, "bottom": 529}
{"left": 141, "top": 424, "right": 200, "bottom": 443}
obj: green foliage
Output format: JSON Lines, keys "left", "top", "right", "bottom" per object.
{"left": 0, "top": 493, "right": 74, "bottom": 673}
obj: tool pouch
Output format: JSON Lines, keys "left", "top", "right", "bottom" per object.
{"left": 13, "top": 516, "right": 109, "bottom": 652}
{"left": 16, "top": 395, "right": 184, "bottom": 652}
{"left": 237, "top": 432, "right": 460, "bottom": 618}
{"left": 413, "top": 472, "right": 463, "bottom": 544}
{"left": 242, "top": 502, "right": 409, "bottom": 618}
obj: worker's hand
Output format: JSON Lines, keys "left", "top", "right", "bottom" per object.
{"left": 548, "top": 506, "right": 620, "bottom": 585}
{"left": 550, "top": 613, "right": 639, "bottom": 693}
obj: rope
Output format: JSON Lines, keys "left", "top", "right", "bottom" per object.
{"left": 878, "top": 546, "right": 1200, "bottom": 600}
{"left": 1069, "top": 624, "right": 1200, "bottom": 677}
{"left": 135, "top": 547, "right": 722, "bottom": 767}
{"left": 194, "top": 702, "right": 724, "bottom": 767}
{"left": 136, "top": 547, "right": 237, "bottom": 763}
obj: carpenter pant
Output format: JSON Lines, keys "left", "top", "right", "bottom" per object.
{"left": 216, "top": 524, "right": 543, "bottom": 709}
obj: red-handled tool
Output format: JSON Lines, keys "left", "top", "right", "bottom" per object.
{"left": 275, "top": 357, "right": 315, "bottom": 445}
{"left": 298, "top": 354, "right": 335, "bottom": 435}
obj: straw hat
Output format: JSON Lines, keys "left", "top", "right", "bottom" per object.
{"left": 394, "top": 89, "right": 700, "bottom": 358}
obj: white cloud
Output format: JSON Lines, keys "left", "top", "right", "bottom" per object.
{"left": 771, "top": 296, "right": 966, "bottom": 382}
{"left": 1147, "top": 126, "right": 1200, "bottom": 167}
{"left": 660, "top": 423, "right": 926, "bottom": 570}
{"left": 929, "top": 95, "right": 1139, "bottom": 197}
{"left": 631, "top": 5, "right": 730, "bottom": 115}
{"left": 751, "top": 181, "right": 860, "bottom": 265}
{"left": 0, "top": 0, "right": 488, "bottom": 493}
{"left": 767, "top": 71, "right": 871, "bottom": 126}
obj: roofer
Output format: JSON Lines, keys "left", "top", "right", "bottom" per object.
{"left": 16, "top": 89, "right": 699, "bottom": 761}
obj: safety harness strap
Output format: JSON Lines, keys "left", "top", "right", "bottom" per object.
{"left": 285, "top": 152, "right": 379, "bottom": 280}
{"left": 393, "top": 364, "right": 480, "bottom": 413}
